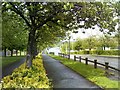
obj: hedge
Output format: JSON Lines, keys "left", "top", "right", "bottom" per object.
{"left": 90, "top": 50, "right": 119, "bottom": 55}
{"left": 2, "top": 54, "right": 52, "bottom": 88}
{"left": 70, "top": 50, "right": 119, "bottom": 55}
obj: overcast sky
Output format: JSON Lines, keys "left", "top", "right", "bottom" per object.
{"left": 70, "top": 23, "right": 118, "bottom": 40}
{"left": 70, "top": 26, "right": 104, "bottom": 41}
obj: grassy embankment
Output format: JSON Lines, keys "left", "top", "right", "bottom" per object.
{"left": 49, "top": 54, "right": 120, "bottom": 89}
{"left": 1, "top": 51, "right": 26, "bottom": 68}
{"left": 2, "top": 54, "right": 52, "bottom": 88}
{"left": 1, "top": 56, "right": 25, "bottom": 68}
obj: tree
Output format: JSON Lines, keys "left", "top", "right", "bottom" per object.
{"left": 2, "top": 2, "right": 75, "bottom": 67}
{"left": 2, "top": 9, "right": 27, "bottom": 57}
{"left": 2, "top": 2, "right": 118, "bottom": 67}
{"left": 83, "top": 36, "right": 97, "bottom": 51}
{"left": 97, "top": 35, "right": 118, "bottom": 50}
{"left": 73, "top": 38, "right": 83, "bottom": 51}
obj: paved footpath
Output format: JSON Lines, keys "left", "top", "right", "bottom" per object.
{"left": 42, "top": 54, "right": 102, "bottom": 89}
{"left": 1, "top": 57, "right": 26, "bottom": 78}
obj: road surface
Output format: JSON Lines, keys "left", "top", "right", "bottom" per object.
{"left": 70, "top": 54, "right": 119, "bottom": 70}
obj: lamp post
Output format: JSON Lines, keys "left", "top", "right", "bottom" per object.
{"left": 68, "top": 36, "right": 71, "bottom": 56}
{"left": 68, "top": 30, "right": 78, "bottom": 58}
{"left": 72, "top": 39, "right": 76, "bottom": 51}
{"left": 61, "top": 40, "right": 68, "bottom": 54}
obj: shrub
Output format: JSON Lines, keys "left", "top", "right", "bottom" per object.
{"left": 2, "top": 54, "right": 52, "bottom": 88}
{"left": 94, "top": 50, "right": 119, "bottom": 55}
{"left": 89, "top": 50, "right": 96, "bottom": 55}
{"left": 71, "top": 50, "right": 119, "bottom": 55}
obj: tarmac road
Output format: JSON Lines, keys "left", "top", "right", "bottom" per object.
{"left": 70, "top": 54, "right": 119, "bottom": 70}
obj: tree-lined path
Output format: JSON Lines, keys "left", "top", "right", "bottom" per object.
{"left": 42, "top": 54, "right": 102, "bottom": 89}
{"left": 2, "top": 2, "right": 119, "bottom": 88}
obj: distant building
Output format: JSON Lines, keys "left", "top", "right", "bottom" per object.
{"left": 47, "top": 47, "right": 61, "bottom": 55}
{"left": 103, "top": 47, "right": 110, "bottom": 50}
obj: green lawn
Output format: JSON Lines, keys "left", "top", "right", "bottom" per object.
{"left": 49, "top": 54, "right": 120, "bottom": 89}
{"left": 1, "top": 56, "right": 25, "bottom": 68}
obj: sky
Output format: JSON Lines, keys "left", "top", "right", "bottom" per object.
{"left": 70, "top": 26, "right": 104, "bottom": 41}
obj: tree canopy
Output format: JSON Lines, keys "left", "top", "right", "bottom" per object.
{"left": 2, "top": 10, "right": 28, "bottom": 56}
{"left": 2, "top": 2, "right": 119, "bottom": 67}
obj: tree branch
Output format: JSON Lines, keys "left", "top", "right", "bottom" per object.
{"left": 26, "top": 2, "right": 36, "bottom": 28}
{"left": 9, "top": 2, "right": 31, "bottom": 28}
{"left": 36, "top": 9, "right": 64, "bottom": 30}
{"left": 50, "top": 19, "right": 69, "bottom": 29}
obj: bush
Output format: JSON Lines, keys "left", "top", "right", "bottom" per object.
{"left": 71, "top": 50, "right": 119, "bottom": 55}
{"left": 2, "top": 54, "right": 52, "bottom": 88}
{"left": 93, "top": 50, "right": 119, "bottom": 55}
{"left": 72, "top": 50, "right": 89, "bottom": 54}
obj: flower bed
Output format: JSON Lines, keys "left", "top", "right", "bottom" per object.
{"left": 2, "top": 54, "right": 52, "bottom": 88}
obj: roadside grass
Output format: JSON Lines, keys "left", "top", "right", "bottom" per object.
{"left": 1, "top": 56, "right": 25, "bottom": 68}
{"left": 49, "top": 54, "right": 120, "bottom": 89}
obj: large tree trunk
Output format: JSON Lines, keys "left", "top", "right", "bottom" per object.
{"left": 33, "top": 41, "right": 38, "bottom": 59}
{"left": 89, "top": 48, "right": 91, "bottom": 51}
{"left": 103, "top": 46, "right": 105, "bottom": 50}
{"left": 11, "top": 50, "right": 13, "bottom": 57}
{"left": 26, "top": 29, "right": 36, "bottom": 68}
{"left": 20, "top": 50, "right": 21, "bottom": 56}
{"left": 4, "top": 47, "right": 6, "bottom": 57}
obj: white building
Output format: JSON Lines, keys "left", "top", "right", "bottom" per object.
{"left": 47, "top": 47, "right": 61, "bottom": 55}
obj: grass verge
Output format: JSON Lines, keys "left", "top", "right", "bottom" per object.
{"left": 92, "top": 55, "right": 119, "bottom": 57}
{"left": 49, "top": 54, "right": 120, "bottom": 89}
{"left": 2, "top": 54, "right": 52, "bottom": 88}
{"left": 1, "top": 56, "right": 25, "bottom": 68}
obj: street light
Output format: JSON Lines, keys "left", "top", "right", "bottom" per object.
{"left": 68, "top": 36, "right": 71, "bottom": 57}
{"left": 68, "top": 30, "right": 78, "bottom": 59}
{"left": 72, "top": 38, "right": 76, "bottom": 51}
{"left": 61, "top": 40, "right": 68, "bottom": 54}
